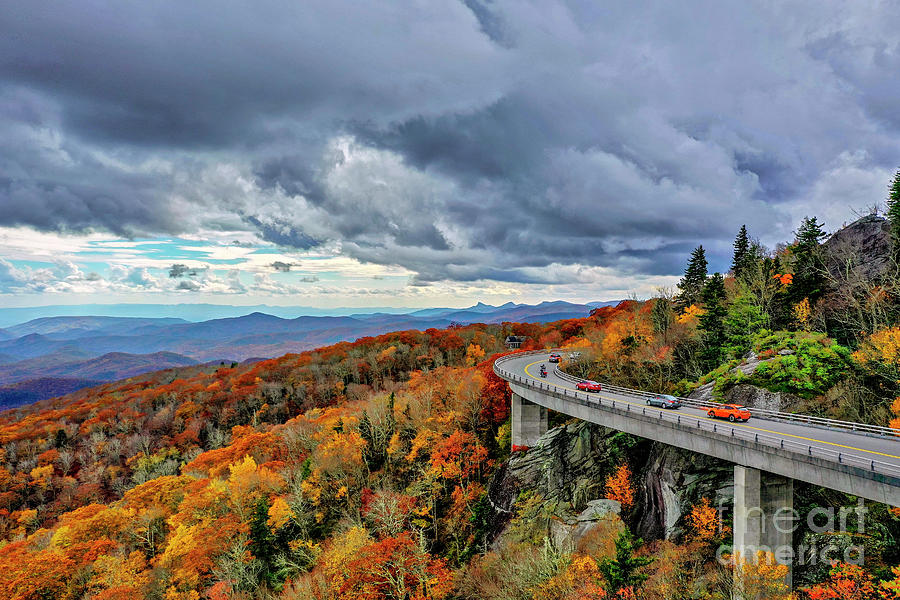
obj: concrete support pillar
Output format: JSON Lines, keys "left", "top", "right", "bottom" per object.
{"left": 733, "top": 465, "right": 794, "bottom": 594}
{"left": 511, "top": 393, "right": 548, "bottom": 447}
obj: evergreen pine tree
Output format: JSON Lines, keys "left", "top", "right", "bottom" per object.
{"left": 677, "top": 245, "right": 708, "bottom": 308}
{"left": 731, "top": 225, "right": 751, "bottom": 279}
{"left": 249, "top": 497, "right": 275, "bottom": 585}
{"left": 387, "top": 391, "right": 397, "bottom": 434}
{"left": 598, "top": 528, "right": 653, "bottom": 593}
{"left": 789, "top": 217, "right": 827, "bottom": 305}
{"left": 699, "top": 272, "right": 727, "bottom": 367}
{"left": 887, "top": 169, "right": 900, "bottom": 261}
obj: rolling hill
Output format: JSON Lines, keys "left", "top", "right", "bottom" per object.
{"left": 0, "top": 351, "right": 199, "bottom": 386}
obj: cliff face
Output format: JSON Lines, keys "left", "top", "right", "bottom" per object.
{"left": 486, "top": 421, "right": 626, "bottom": 523}
{"left": 487, "top": 420, "right": 734, "bottom": 545}
{"left": 822, "top": 214, "right": 891, "bottom": 282}
{"left": 820, "top": 214, "right": 896, "bottom": 343}
{"left": 634, "top": 442, "right": 733, "bottom": 540}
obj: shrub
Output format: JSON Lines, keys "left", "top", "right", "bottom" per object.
{"left": 747, "top": 331, "right": 852, "bottom": 398}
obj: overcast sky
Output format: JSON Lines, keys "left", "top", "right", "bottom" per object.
{"left": 1, "top": 1, "right": 899, "bottom": 309}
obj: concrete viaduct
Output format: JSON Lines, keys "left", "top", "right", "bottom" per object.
{"left": 493, "top": 350, "right": 900, "bottom": 589}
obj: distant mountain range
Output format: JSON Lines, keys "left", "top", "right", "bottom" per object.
{"left": 0, "top": 299, "right": 619, "bottom": 407}
{"left": 0, "top": 351, "right": 199, "bottom": 385}
{"left": 0, "top": 378, "right": 107, "bottom": 412}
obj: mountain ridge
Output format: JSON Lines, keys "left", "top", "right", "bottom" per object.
{"left": 0, "top": 300, "right": 620, "bottom": 405}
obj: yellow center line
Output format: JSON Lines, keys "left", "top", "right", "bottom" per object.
{"left": 521, "top": 359, "right": 900, "bottom": 461}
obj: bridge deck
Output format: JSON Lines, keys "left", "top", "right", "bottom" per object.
{"left": 497, "top": 352, "right": 900, "bottom": 506}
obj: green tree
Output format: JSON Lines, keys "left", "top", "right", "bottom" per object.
{"left": 677, "top": 245, "right": 708, "bottom": 309}
{"left": 724, "top": 286, "right": 766, "bottom": 358}
{"left": 788, "top": 217, "right": 827, "bottom": 306}
{"left": 248, "top": 497, "right": 276, "bottom": 586}
{"left": 699, "top": 273, "right": 728, "bottom": 367}
{"left": 731, "top": 225, "right": 751, "bottom": 279}
{"left": 887, "top": 169, "right": 900, "bottom": 261}
{"left": 598, "top": 528, "right": 653, "bottom": 593}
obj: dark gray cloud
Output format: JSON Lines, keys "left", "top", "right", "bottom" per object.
{"left": 169, "top": 264, "right": 191, "bottom": 278}
{"left": 176, "top": 280, "right": 201, "bottom": 291}
{"left": 270, "top": 261, "right": 296, "bottom": 272}
{"left": 168, "top": 264, "right": 207, "bottom": 278}
{"left": 1, "top": 1, "right": 899, "bottom": 287}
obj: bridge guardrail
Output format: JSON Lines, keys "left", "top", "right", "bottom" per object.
{"left": 541, "top": 355, "right": 899, "bottom": 438}
{"left": 550, "top": 367, "right": 900, "bottom": 437}
{"left": 492, "top": 351, "right": 900, "bottom": 481}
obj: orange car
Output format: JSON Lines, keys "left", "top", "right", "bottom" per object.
{"left": 707, "top": 404, "right": 751, "bottom": 422}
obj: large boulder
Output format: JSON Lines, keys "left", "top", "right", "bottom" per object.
{"left": 688, "top": 352, "right": 767, "bottom": 404}
{"left": 549, "top": 499, "right": 623, "bottom": 551}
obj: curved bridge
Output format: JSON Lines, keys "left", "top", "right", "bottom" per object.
{"left": 494, "top": 350, "right": 900, "bottom": 587}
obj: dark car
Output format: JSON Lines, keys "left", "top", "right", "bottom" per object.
{"left": 576, "top": 380, "right": 602, "bottom": 392}
{"left": 548, "top": 353, "right": 562, "bottom": 363}
{"left": 647, "top": 394, "right": 682, "bottom": 409}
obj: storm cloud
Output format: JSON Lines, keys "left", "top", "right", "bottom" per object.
{"left": 2, "top": 1, "right": 899, "bottom": 287}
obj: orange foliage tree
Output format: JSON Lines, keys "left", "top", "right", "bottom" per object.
{"left": 337, "top": 531, "right": 452, "bottom": 600}
{"left": 685, "top": 497, "right": 726, "bottom": 541}
{"left": 803, "top": 562, "right": 900, "bottom": 600}
{"left": 604, "top": 464, "right": 634, "bottom": 509}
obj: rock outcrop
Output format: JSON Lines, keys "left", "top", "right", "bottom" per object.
{"left": 822, "top": 214, "right": 891, "bottom": 282}
{"left": 724, "top": 383, "right": 800, "bottom": 412}
{"left": 486, "top": 418, "right": 735, "bottom": 545}
{"left": 485, "top": 420, "right": 640, "bottom": 548}
{"left": 490, "top": 420, "right": 633, "bottom": 515}
{"left": 688, "top": 352, "right": 765, "bottom": 404}
{"left": 687, "top": 352, "right": 801, "bottom": 412}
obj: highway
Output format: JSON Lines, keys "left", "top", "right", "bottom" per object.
{"left": 495, "top": 351, "right": 900, "bottom": 506}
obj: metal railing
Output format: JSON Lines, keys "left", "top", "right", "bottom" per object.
{"left": 510, "top": 348, "right": 898, "bottom": 437}
{"left": 549, "top": 364, "right": 899, "bottom": 438}
{"left": 492, "top": 351, "right": 900, "bottom": 481}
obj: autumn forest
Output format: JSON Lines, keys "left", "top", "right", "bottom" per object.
{"left": 4, "top": 190, "right": 900, "bottom": 599}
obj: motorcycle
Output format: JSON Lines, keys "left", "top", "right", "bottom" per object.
{"left": 539, "top": 364, "right": 547, "bottom": 378}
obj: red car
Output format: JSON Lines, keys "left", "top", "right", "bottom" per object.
{"left": 576, "top": 380, "right": 602, "bottom": 392}
{"left": 548, "top": 353, "right": 562, "bottom": 363}
{"left": 707, "top": 404, "right": 751, "bottom": 422}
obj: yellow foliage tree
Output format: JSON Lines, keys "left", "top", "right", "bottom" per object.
{"left": 226, "top": 455, "right": 285, "bottom": 518}
{"left": 676, "top": 304, "right": 705, "bottom": 326}
{"left": 88, "top": 551, "right": 151, "bottom": 597}
{"left": 533, "top": 553, "right": 607, "bottom": 600}
{"left": 267, "top": 496, "right": 293, "bottom": 532}
{"left": 464, "top": 343, "right": 486, "bottom": 367}
{"left": 852, "top": 326, "right": 900, "bottom": 367}
{"left": 793, "top": 298, "right": 812, "bottom": 330}
{"left": 733, "top": 551, "right": 791, "bottom": 600}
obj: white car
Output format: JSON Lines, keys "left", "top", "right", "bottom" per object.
{"left": 568, "top": 351, "right": 582, "bottom": 359}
